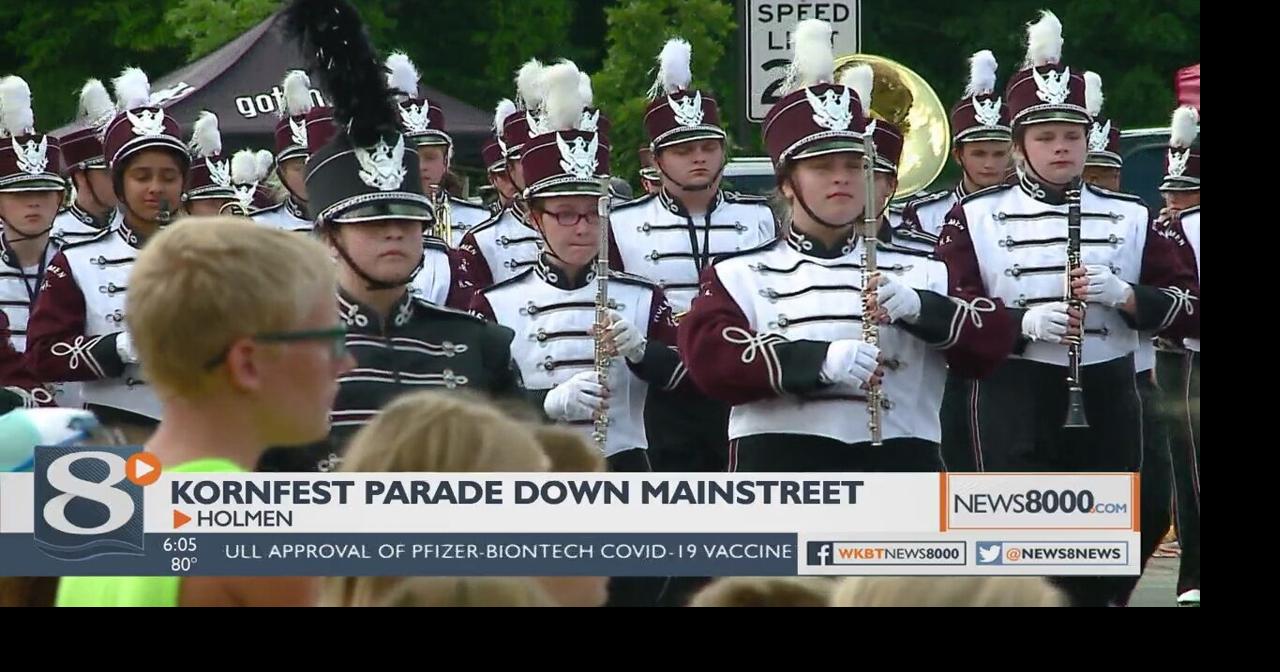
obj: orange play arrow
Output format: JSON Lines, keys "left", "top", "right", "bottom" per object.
{"left": 173, "top": 510, "right": 191, "bottom": 529}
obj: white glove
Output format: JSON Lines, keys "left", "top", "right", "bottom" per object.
{"left": 820, "top": 339, "right": 881, "bottom": 388}
{"left": 605, "top": 309, "right": 646, "bottom": 363}
{"left": 1021, "top": 302, "right": 1072, "bottom": 344}
{"left": 1084, "top": 264, "right": 1133, "bottom": 308}
{"left": 875, "top": 274, "right": 923, "bottom": 324}
{"left": 115, "top": 331, "right": 139, "bottom": 365}
{"left": 543, "top": 370, "right": 607, "bottom": 422}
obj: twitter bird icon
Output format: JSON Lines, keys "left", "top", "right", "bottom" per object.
{"left": 977, "top": 543, "right": 1003, "bottom": 564}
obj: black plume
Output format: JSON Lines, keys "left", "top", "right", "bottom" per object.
{"left": 284, "top": 0, "right": 398, "bottom": 147}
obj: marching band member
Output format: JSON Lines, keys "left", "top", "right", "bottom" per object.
{"left": 386, "top": 52, "right": 491, "bottom": 242}
{"left": 457, "top": 61, "right": 549, "bottom": 289}
{"left": 609, "top": 38, "right": 778, "bottom": 472}
{"left": 181, "top": 111, "right": 241, "bottom": 216}
{"left": 1081, "top": 72, "right": 1174, "bottom": 604}
{"left": 481, "top": 131, "right": 516, "bottom": 212}
{"left": 470, "top": 60, "right": 683, "bottom": 473}
{"left": 934, "top": 12, "right": 1200, "bottom": 605}
{"left": 898, "top": 50, "right": 1012, "bottom": 253}
{"left": 1155, "top": 105, "right": 1200, "bottom": 607}
{"left": 52, "top": 79, "right": 119, "bottom": 244}
{"left": 678, "top": 21, "right": 1006, "bottom": 472}
{"left": 252, "top": 70, "right": 317, "bottom": 233}
{"left": 26, "top": 67, "right": 190, "bottom": 438}
{"left": 0, "top": 76, "right": 61, "bottom": 409}
{"left": 259, "top": 0, "right": 522, "bottom": 472}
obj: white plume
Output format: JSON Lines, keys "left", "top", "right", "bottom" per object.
{"left": 1024, "top": 10, "right": 1064, "bottom": 68}
{"left": 965, "top": 50, "right": 998, "bottom": 98}
{"left": 493, "top": 98, "right": 517, "bottom": 133}
{"left": 0, "top": 76, "right": 34, "bottom": 138}
{"left": 77, "top": 79, "right": 115, "bottom": 126}
{"left": 254, "top": 149, "right": 274, "bottom": 178}
{"left": 385, "top": 51, "right": 419, "bottom": 98}
{"left": 579, "top": 71, "right": 594, "bottom": 107}
{"left": 189, "top": 111, "right": 222, "bottom": 158}
{"left": 113, "top": 67, "right": 152, "bottom": 110}
{"left": 784, "top": 19, "right": 834, "bottom": 93}
{"left": 280, "top": 70, "right": 314, "bottom": 117}
{"left": 1170, "top": 106, "right": 1199, "bottom": 148}
{"left": 648, "top": 38, "right": 692, "bottom": 99}
{"left": 1084, "top": 71, "right": 1104, "bottom": 117}
{"left": 542, "top": 60, "right": 587, "bottom": 132}
{"left": 840, "top": 64, "right": 874, "bottom": 116}
{"left": 231, "top": 149, "right": 262, "bottom": 184}
{"left": 515, "top": 58, "right": 546, "bottom": 110}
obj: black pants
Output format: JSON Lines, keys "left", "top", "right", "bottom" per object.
{"left": 1158, "top": 350, "right": 1200, "bottom": 596}
{"left": 972, "top": 356, "right": 1141, "bottom": 607}
{"left": 940, "top": 371, "right": 982, "bottom": 471}
{"left": 730, "top": 434, "right": 943, "bottom": 472}
{"left": 1117, "top": 370, "right": 1174, "bottom": 604}
{"left": 604, "top": 447, "right": 663, "bottom": 606}
{"left": 645, "top": 387, "right": 730, "bottom": 472}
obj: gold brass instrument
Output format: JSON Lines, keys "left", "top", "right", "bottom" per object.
{"left": 429, "top": 186, "right": 454, "bottom": 245}
{"left": 834, "top": 53, "right": 950, "bottom": 199}
{"left": 592, "top": 175, "right": 613, "bottom": 450}
{"left": 861, "top": 130, "right": 883, "bottom": 447}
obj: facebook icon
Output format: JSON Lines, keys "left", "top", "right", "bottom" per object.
{"left": 806, "top": 542, "right": 834, "bottom": 565}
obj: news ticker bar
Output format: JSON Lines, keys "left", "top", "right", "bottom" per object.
{"left": 0, "top": 533, "right": 1141, "bottom": 576}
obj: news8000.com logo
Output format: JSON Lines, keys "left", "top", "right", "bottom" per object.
{"left": 33, "top": 446, "right": 146, "bottom": 561}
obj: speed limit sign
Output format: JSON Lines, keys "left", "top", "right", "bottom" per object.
{"left": 743, "top": 1, "right": 861, "bottom": 123}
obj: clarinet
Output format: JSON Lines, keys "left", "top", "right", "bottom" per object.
{"left": 1063, "top": 178, "right": 1089, "bottom": 428}
{"left": 591, "top": 176, "right": 612, "bottom": 450}
{"left": 861, "top": 134, "right": 883, "bottom": 446}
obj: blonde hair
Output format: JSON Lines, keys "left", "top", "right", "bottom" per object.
{"left": 374, "top": 577, "right": 556, "bottom": 608}
{"left": 324, "top": 393, "right": 548, "bottom": 607}
{"left": 688, "top": 577, "right": 835, "bottom": 608}
{"left": 831, "top": 576, "right": 1067, "bottom": 608}
{"left": 126, "top": 216, "right": 335, "bottom": 396}
{"left": 534, "top": 425, "right": 605, "bottom": 473}
{"left": 339, "top": 391, "right": 549, "bottom": 473}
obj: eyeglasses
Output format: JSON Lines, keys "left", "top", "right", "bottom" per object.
{"left": 542, "top": 209, "right": 598, "bottom": 227}
{"left": 203, "top": 325, "right": 349, "bottom": 370}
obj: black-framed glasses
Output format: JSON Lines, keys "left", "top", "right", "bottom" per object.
{"left": 203, "top": 325, "right": 349, "bottom": 370}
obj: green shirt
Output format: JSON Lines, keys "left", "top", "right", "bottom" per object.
{"left": 55, "top": 457, "right": 244, "bottom": 607}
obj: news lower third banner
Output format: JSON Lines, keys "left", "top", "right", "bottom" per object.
{"left": 0, "top": 446, "right": 1140, "bottom": 577}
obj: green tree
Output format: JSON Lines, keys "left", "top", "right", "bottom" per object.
{"left": 0, "top": 1, "right": 190, "bottom": 128}
{"left": 165, "top": 0, "right": 280, "bottom": 60}
{"left": 594, "top": 0, "right": 736, "bottom": 188}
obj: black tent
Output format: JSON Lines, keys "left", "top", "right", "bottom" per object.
{"left": 53, "top": 12, "right": 492, "bottom": 168}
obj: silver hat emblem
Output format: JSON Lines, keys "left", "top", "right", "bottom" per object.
{"left": 805, "top": 87, "right": 853, "bottom": 131}
{"left": 355, "top": 135, "right": 408, "bottom": 191}
{"left": 556, "top": 132, "right": 600, "bottom": 179}
{"left": 669, "top": 91, "right": 704, "bottom": 127}
{"left": 13, "top": 136, "right": 49, "bottom": 176}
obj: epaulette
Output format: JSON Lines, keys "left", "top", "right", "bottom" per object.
{"left": 254, "top": 201, "right": 285, "bottom": 214}
{"left": 608, "top": 269, "right": 659, "bottom": 288}
{"left": 711, "top": 236, "right": 782, "bottom": 266}
{"left": 879, "top": 240, "right": 937, "bottom": 259}
{"left": 478, "top": 266, "right": 536, "bottom": 295}
{"left": 610, "top": 193, "right": 656, "bottom": 213}
{"left": 723, "top": 190, "right": 769, "bottom": 204}
{"left": 1084, "top": 183, "right": 1147, "bottom": 205}
{"left": 958, "top": 183, "right": 1014, "bottom": 204}
{"left": 907, "top": 189, "right": 954, "bottom": 210}
{"left": 465, "top": 208, "right": 508, "bottom": 235}
{"left": 58, "top": 226, "right": 113, "bottom": 250}
{"left": 422, "top": 236, "right": 450, "bottom": 254}
{"left": 413, "top": 297, "right": 491, "bottom": 323}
